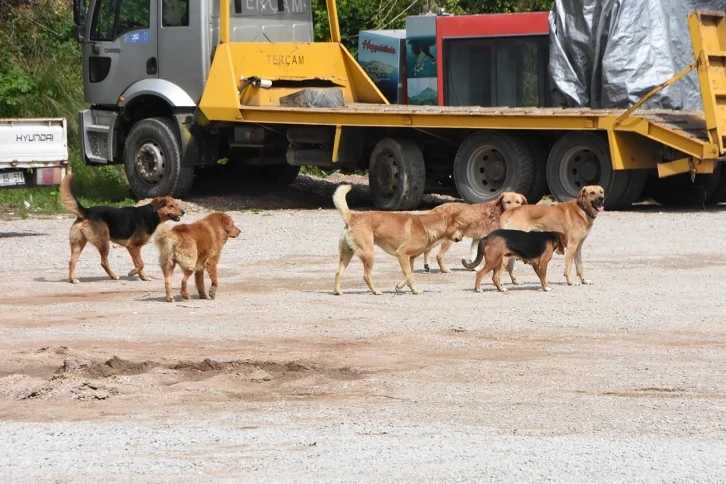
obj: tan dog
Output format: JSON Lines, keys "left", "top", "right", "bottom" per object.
{"left": 461, "top": 229, "right": 566, "bottom": 292}
{"left": 333, "top": 184, "right": 465, "bottom": 295}
{"left": 155, "top": 212, "right": 241, "bottom": 302}
{"left": 500, "top": 185, "right": 605, "bottom": 286}
{"left": 423, "top": 192, "right": 527, "bottom": 273}
{"left": 60, "top": 173, "right": 185, "bottom": 284}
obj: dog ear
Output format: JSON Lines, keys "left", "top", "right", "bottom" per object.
{"left": 150, "top": 197, "right": 164, "bottom": 212}
{"left": 519, "top": 194, "right": 528, "bottom": 205}
{"left": 495, "top": 193, "right": 505, "bottom": 205}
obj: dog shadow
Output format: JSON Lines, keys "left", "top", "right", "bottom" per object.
{"left": 35, "top": 275, "right": 157, "bottom": 284}
{"left": 0, "top": 231, "right": 47, "bottom": 239}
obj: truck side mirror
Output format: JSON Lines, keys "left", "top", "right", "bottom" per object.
{"left": 74, "top": 24, "right": 84, "bottom": 43}
{"left": 73, "top": 0, "right": 85, "bottom": 27}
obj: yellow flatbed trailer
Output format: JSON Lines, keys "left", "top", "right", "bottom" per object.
{"left": 197, "top": 4, "right": 726, "bottom": 210}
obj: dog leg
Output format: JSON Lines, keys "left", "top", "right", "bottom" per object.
{"left": 575, "top": 242, "right": 592, "bottom": 285}
{"left": 161, "top": 262, "right": 175, "bottom": 302}
{"left": 361, "top": 252, "right": 382, "bottom": 295}
{"left": 180, "top": 269, "right": 194, "bottom": 300}
{"left": 205, "top": 258, "right": 219, "bottom": 300}
{"left": 474, "top": 260, "right": 499, "bottom": 292}
{"left": 126, "top": 246, "right": 149, "bottom": 281}
{"left": 492, "top": 262, "right": 508, "bottom": 292}
{"left": 534, "top": 256, "right": 552, "bottom": 292}
{"left": 505, "top": 258, "right": 521, "bottom": 285}
{"left": 564, "top": 242, "right": 578, "bottom": 286}
{"left": 395, "top": 255, "right": 422, "bottom": 295}
{"left": 423, "top": 248, "right": 431, "bottom": 273}
{"left": 195, "top": 270, "right": 208, "bottom": 299}
{"left": 68, "top": 237, "right": 86, "bottom": 284}
{"left": 333, "top": 239, "right": 355, "bottom": 295}
{"left": 435, "top": 239, "right": 453, "bottom": 273}
{"left": 98, "top": 241, "right": 119, "bottom": 281}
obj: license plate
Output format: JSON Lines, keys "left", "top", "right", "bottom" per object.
{"left": 0, "top": 171, "right": 25, "bottom": 187}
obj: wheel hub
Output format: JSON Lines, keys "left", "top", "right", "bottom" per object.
{"left": 136, "top": 142, "right": 165, "bottom": 184}
{"left": 560, "top": 146, "right": 602, "bottom": 193}
{"left": 371, "top": 151, "right": 398, "bottom": 199}
{"left": 469, "top": 146, "right": 507, "bottom": 195}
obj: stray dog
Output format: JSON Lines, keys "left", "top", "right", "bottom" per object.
{"left": 59, "top": 173, "right": 185, "bottom": 284}
{"left": 500, "top": 185, "right": 605, "bottom": 286}
{"left": 423, "top": 192, "right": 527, "bottom": 273}
{"left": 462, "top": 229, "right": 566, "bottom": 292}
{"left": 155, "top": 212, "right": 241, "bottom": 302}
{"left": 333, "top": 184, "right": 464, "bottom": 295}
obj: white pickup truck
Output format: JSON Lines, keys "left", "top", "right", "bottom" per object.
{"left": 0, "top": 118, "right": 69, "bottom": 189}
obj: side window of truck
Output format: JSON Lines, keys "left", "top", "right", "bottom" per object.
{"left": 163, "top": 0, "right": 189, "bottom": 27}
{"left": 91, "top": 0, "right": 116, "bottom": 40}
{"left": 117, "top": 0, "right": 150, "bottom": 37}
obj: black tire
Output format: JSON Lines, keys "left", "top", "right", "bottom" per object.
{"left": 368, "top": 137, "right": 426, "bottom": 211}
{"left": 705, "top": 164, "right": 726, "bottom": 204}
{"left": 261, "top": 164, "right": 301, "bottom": 186}
{"left": 124, "top": 117, "right": 194, "bottom": 198}
{"left": 546, "top": 132, "right": 628, "bottom": 209}
{"left": 453, "top": 131, "right": 534, "bottom": 204}
{"left": 523, "top": 137, "right": 550, "bottom": 204}
{"left": 608, "top": 169, "right": 648, "bottom": 210}
{"left": 645, "top": 165, "right": 722, "bottom": 206}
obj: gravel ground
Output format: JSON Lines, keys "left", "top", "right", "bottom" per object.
{"left": 1, "top": 174, "right": 725, "bottom": 482}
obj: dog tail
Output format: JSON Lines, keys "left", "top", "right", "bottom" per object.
{"left": 333, "top": 184, "right": 353, "bottom": 225}
{"left": 462, "top": 236, "right": 488, "bottom": 270}
{"left": 59, "top": 173, "right": 87, "bottom": 219}
{"left": 154, "top": 225, "right": 178, "bottom": 267}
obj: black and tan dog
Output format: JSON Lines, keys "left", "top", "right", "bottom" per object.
{"left": 59, "top": 173, "right": 185, "bottom": 284}
{"left": 462, "top": 229, "right": 566, "bottom": 293}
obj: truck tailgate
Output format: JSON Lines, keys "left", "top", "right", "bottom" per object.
{"left": 0, "top": 118, "right": 68, "bottom": 165}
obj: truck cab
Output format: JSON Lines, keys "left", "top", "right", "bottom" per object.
{"left": 74, "top": 0, "right": 313, "bottom": 198}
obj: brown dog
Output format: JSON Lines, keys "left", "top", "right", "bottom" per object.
{"left": 155, "top": 212, "right": 241, "bottom": 302}
{"left": 333, "top": 184, "right": 465, "bottom": 295}
{"left": 60, "top": 173, "right": 185, "bottom": 284}
{"left": 499, "top": 185, "right": 605, "bottom": 286}
{"left": 462, "top": 229, "right": 566, "bottom": 292}
{"left": 423, "top": 192, "right": 527, "bottom": 273}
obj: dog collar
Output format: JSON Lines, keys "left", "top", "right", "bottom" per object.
{"left": 578, "top": 201, "right": 597, "bottom": 220}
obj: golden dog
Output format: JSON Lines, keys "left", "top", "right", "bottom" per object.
{"left": 423, "top": 192, "right": 527, "bottom": 273}
{"left": 155, "top": 212, "right": 241, "bottom": 302}
{"left": 333, "top": 184, "right": 465, "bottom": 295}
{"left": 60, "top": 173, "right": 185, "bottom": 284}
{"left": 462, "top": 229, "right": 566, "bottom": 293}
{"left": 499, "top": 185, "right": 605, "bottom": 286}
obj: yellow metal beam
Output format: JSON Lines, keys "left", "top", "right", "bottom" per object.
{"left": 326, "top": 0, "right": 342, "bottom": 43}
{"left": 688, "top": 10, "right": 726, "bottom": 155}
{"left": 607, "top": 130, "right": 660, "bottom": 170}
{"left": 220, "top": 0, "right": 230, "bottom": 44}
{"left": 657, "top": 157, "right": 715, "bottom": 178}
{"left": 332, "top": 126, "right": 342, "bottom": 163}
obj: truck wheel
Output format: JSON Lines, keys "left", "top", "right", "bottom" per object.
{"left": 453, "top": 131, "right": 534, "bottom": 203}
{"left": 524, "top": 137, "right": 550, "bottom": 204}
{"left": 124, "top": 117, "right": 194, "bottom": 199}
{"left": 546, "top": 132, "right": 629, "bottom": 209}
{"left": 705, "top": 164, "right": 726, "bottom": 204}
{"left": 261, "top": 164, "right": 301, "bottom": 186}
{"left": 368, "top": 137, "right": 425, "bottom": 211}
{"left": 645, "top": 166, "right": 722, "bottom": 206}
{"left": 609, "top": 169, "right": 648, "bottom": 210}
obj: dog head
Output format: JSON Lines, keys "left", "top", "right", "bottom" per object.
{"left": 151, "top": 197, "right": 185, "bottom": 222}
{"left": 220, "top": 213, "right": 242, "bottom": 238}
{"left": 578, "top": 185, "right": 605, "bottom": 214}
{"left": 498, "top": 192, "right": 527, "bottom": 211}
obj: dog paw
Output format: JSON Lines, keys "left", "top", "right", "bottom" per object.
{"left": 543, "top": 287, "right": 552, "bottom": 292}
{"left": 475, "top": 288, "right": 482, "bottom": 293}
{"left": 497, "top": 287, "right": 508, "bottom": 292}
{"left": 209, "top": 290, "right": 216, "bottom": 300}
{"left": 165, "top": 296, "right": 174, "bottom": 303}
{"left": 139, "top": 274, "right": 150, "bottom": 282}
{"left": 423, "top": 264, "right": 430, "bottom": 273}
{"left": 333, "top": 290, "right": 341, "bottom": 296}
{"left": 373, "top": 290, "right": 383, "bottom": 295}
{"left": 70, "top": 279, "right": 79, "bottom": 284}
{"left": 511, "top": 279, "right": 522, "bottom": 286}
{"left": 181, "top": 294, "right": 190, "bottom": 301}
{"left": 440, "top": 268, "right": 451, "bottom": 274}
{"left": 582, "top": 279, "right": 593, "bottom": 285}
{"left": 110, "top": 274, "right": 120, "bottom": 281}
{"left": 567, "top": 281, "right": 580, "bottom": 286}
{"left": 412, "top": 289, "right": 423, "bottom": 295}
